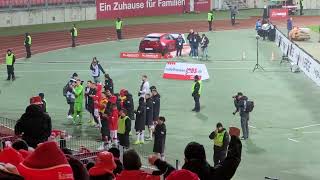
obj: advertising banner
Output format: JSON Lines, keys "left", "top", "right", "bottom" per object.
{"left": 269, "top": 8, "right": 288, "bottom": 20}
{"left": 96, "top": 0, "right": 210, "bottom": 19}
{"left": 163, "top": 62, "right": 210, "bottom": 80}
{"left": 275, "top": 28, "right": 320, "bottom": 86}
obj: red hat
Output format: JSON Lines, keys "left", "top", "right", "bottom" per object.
{"left": 229, "top": 127, "right": 241, "bottom": 137}
{"left": 88, "top": 151, "right": 116, "bottom": 177}
{"left": 17, "top": 141, "right": 74, "bottom": 180}
{"left": 119, "top": 89, "right": 127, "bottom": 96}
{"left": 109, "top": 96, "right": 117, "bottom": 104}
{"left": 167, "top": 169, "right": 199, "bottom": 180}
{"left": 29, "top": 96, "right": 43, "bottom": 105}
{"left": 0, "top": 147, "right": 24, "bottom": 166}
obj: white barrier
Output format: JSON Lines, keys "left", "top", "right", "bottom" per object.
{"left": 163, "top": 62, "right": 210, "bottom": 80}
{"left": 275, "top": 28, "right": 320, "bottom": 86}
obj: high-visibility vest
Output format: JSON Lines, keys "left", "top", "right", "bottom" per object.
{"left": 214, "top": 130, "right": 226, "bottom": 147}
{"left": 25, "top": 35, "right": 32, "bottom": 45}
{"left": 192, "top": 80, "right": 202, "bottom": 95}
{"left": 71, "top": 27, "right": 78, "bottom": 37}
{"left": 116, "top": 21, "right": 123, "bottom": 30}
{"left": 208, "top": 12, "right": 213, "bottom": 21}
{"left": 118, "top": 116, "right": 129, "bottom": 134}
{"left": 6, "top": 53, "right": 14, "bottom": 65}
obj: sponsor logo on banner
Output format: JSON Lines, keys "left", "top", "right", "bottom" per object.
{"left": 269, "top": 8, "right": 288, "bottom": 20}
{"left": 163, "top": 62, "right": 210, "bottom": 80}
{"left": 96, "top": 0, "right": 210, "bottom": 19}
{"left": 275, "top": 28, "right": 320, "bottom": 86}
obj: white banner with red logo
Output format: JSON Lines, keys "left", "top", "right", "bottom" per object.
{"left": 96, "top": 0, "right": 210, "bottom": 19}
{"left": 275, "top": 28, "right": 320, "bottom": 86}
{"left": 269, "top": 8, "right": 288, "bottom": 20}
{"left": 163, "top": 62, "right": 210, "bottom": 80}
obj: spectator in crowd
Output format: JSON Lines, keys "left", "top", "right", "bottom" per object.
{"left": 73, "top": 79, "right": 84, "bottom": 125}
{"left": 104, "top": 74, "right": 114, "bottom": 94}
{"left": 166, "top": 169, "right": 199, "bottom": 180}
{"left": 90, "top": 57, "right": 106, "bottom": 83}
{"left": 287, "top": 17, "right": 293, "bottom": 36}
{"left": 14, "top": 103, "right": 52, "bottom": 148}
{"left": 191, "top": 75, "right": 202, "bottom": 112}
{"left": 149, "top": 130, "right": 242, "bottom": 180}
{"left": 118, "top": 109, "right": 131, "bottom": 148}
{"left": 231, "top": 6, "right": 238, "bottom": 25}
{"left": 11, "top": 139, "right": 29, "bottom": 151}
{"left": 24, "top": 32, "right": 32, "bottom": 58}
{"left": 0, "top": 163, "right": 24, "bottom": 180}
{"left": 153, "top": 116, "right": 166, "bottom": 160}
{"left": 116, "top": 17, "right": 123, "bottom": 40}
{"left": 70, "top": 24, "right": 78, "bottom": 47}
{"left": 116, "top": 149, "right": 160, "bottom": 180}
{"left": 86, "top": 161, "right": 95, "bottom": 171}
{"left": 138, "top": 75, "right": 150, "bottom": 98}
{"left": 38, "top": 93, "right": 47, "bottom": 113}
{"left": 209, "top": 122, "right": 230, "bottom": 166}
{"left": 187, "top": 29, "right": 195, "bottom": 57}
{"left": 89, "top": 151, "right": 116, "bottom": 180}
{"left": 6, "top": 49, "right": 16, "bottom": 81}
{"left": 175, "top": 34, "right": 185, "bottom": 57}
{"left": 200, "top": 34, "right": 209, "bottom": 61}
{"left": 145, "top": 93, "right": 154, "bottom": 141}
{"left": 207, "top": 10, "right": 214, "bottom": 31}
{"left": 151, "top": 87, "right": 160, "bottom": 124}
{"left": 261, "top": 20, "right": 271, "bottom": 40}
{"left": 17, "top": 141, "right": 74, "bottom": 180}
{"left": 134, "top": 97, "right": 146, "bottom": 145}
{"left": 63, "top": 151, "right": 90, "bottom": 180}
{"left": 108, "top": 147, "right": 123, "bottom": 175}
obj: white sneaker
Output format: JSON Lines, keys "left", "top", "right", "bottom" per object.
{"left": 67, "top": 115, "right": 73, "bottom": 119}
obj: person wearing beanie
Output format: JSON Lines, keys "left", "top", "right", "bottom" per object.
{"left": 17, "top": 141, "right": 74, "bottom": 180}
{"left": 166, "top": 169, "right": 199, "bottom": 180}
{"left": 149, "top": 132, "right": 242, "bottom": 180}
{"left": 14, "top": 104, "right": 52, "bottom": 148}
{"left": 134, "top": 97, "right": 146, "bottom": 145}
{"left": 89, "top": 151, "right": 116, "bottom": 180}
{"left": 116, "top": 149, "right": 160, "bottom": 180}
{"left": 209, "top": 122, "right": 230, "bottom": 166}
{"left": 108, "top": 147, "right": 123, "bottom": 175}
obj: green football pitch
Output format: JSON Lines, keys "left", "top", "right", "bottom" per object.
{"left": 1, "top": 29, "right": 320, "bottom": 180}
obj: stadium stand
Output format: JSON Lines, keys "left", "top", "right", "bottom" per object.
{"left": 0, "top": 0, "right": 95, "bottom": 9}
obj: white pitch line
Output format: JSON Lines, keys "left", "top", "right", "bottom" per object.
{"left": 302, "top": 131, "right": 320, "bottom": 134}
{"left": 287, "top": 138, "right": 299, "bottom": 143}
{"left": 292, "top": 124, "right": 320, "bottom": 130}
{"left": 249, "top": 125, "right": 256, "bottom": 129}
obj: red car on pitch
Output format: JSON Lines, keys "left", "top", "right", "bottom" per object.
{"left": 139, "top": 33, "right": 177, "bottom": 55}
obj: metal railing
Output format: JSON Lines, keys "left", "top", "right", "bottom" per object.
{"left": 0, "top": 0, "right": 96, "bottom": 11}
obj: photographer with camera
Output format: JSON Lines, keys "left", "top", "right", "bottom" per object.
{"left": 232, "top": 92, "right": 254, "bottom": 140}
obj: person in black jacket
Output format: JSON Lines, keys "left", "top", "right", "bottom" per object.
{"left": 151, "top": 87, "right": 160, "bottom": 123}
{"left": 14, "top": 104, "right": 52, "bottom": 148}
{"left": 108, "top": 147, "right": 123, "bottom": 175}
{"left": 233, "top": 92, "right": 250, "bottom": 140}
{"left": 200, "top": 34, "right": 209, "bottom": 61}
{"left": 145, "top": 93, "right": 154, "bottom": 141}
{"left": 134, "top": 97, "right": 146, "bottom": 145}
{"left": 123, "top": 90, "right": 134, "bottom": 120}
{"left": 149, "top": 133, "right": 242, "bottom": 180}
{"left": 153, "top": 116, "right": 166, "bottom": 160}
{"left": 187, "top": 29, "right": 195, "bottom": 57}
{"left": 175, "top": 34, "right": 185, "bottom": 57}
{"left": 104, "top": 74, "right": 114, "bottom": 94}
{"left": 194, "top": 32, "right": 201, "bottom": 59}
{"left": 209, "top": 123, "right": 230, "bottom": 166}
{"left": 192, "top": 75, "right": 201, "bottom": 112}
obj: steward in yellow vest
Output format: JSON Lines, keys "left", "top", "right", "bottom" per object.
{"left": 191, "top": 75, "right": 202, "bottom": 112}
{"left": 209, "top": 122, "right": 230, "bottom": 166}
{"left": 208, "top": 10, "right": 214, "bottom": 31}
{"left": 115, "top": 17, "right": 123, "bottom": 40}
{"left": 6, "top": 49, "right": 16, "bottom": 81}
{"left": 70, "top": 24, "right": 78, "bottom": 47}
{"left": 118, "top": 109, "right": 131, "bottom": 148}
{"left": 24, "top": 33, "right": 32, "bottom": 58}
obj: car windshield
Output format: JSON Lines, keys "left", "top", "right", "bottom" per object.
{"left": 144, "top": 36, "right": 160, "bottom": 41}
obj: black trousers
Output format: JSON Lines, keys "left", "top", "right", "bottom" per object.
{"left": 25, "top": 45, "right": 31, "bottom": 58}
{"left": 213, "top": 148, "right": 227, "bottom": 166}
{"left": 101, "top": 120, "right": 110, "bottom": 139}
{"left": 68, "top": 102, "right": 74, "bottom": 116}
{"left": 71, "top": 36, "right": 76, "bottom": 47}
{"left": 7, "top": 65, "right": 15, "bottom": 80}
{"left": 116, "top": 29, "right": 122, "bottom": 40}
{"left": 118, "top": 133, "right": 130, "bottom": 148}
{"left": 231, "top": 14, "right": 236, "bottom": 25}
{"left": 193, "top": 94, "right": 200, "bottom": 111}
{"left": 208, "top": 21, "right": 213, "bottom": 31}
{"left": 176, "top": 47, "right": 182, "bottom": 56}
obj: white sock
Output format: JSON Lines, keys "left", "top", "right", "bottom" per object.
{"left": 140, "top": 131, "right": 145, "bottom": 142}
{"left": 136, "top": 132, "right": 140, "bottom": 142}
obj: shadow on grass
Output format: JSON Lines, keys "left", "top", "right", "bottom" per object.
{"left": 245, "top": 139, "right": 266, "bottom": 154}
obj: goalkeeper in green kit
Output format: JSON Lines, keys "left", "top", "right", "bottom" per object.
{"left": 73, "top": 79, "right": 84, "bottom": 125}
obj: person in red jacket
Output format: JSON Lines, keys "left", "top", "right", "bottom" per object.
{"left": 116, "top": 149, "right": 160, "bottom": 180}
{"left": 109, "top": 101, "right": 119, "bottom": 144}
{"left": 91, "top": 83, "right": 103, "bottom": 128}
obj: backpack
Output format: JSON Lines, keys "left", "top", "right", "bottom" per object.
{"left": 246, "top": 100, "right": 254, "bottom": 112}
{"left": 63, "top": 83, "right": 69, "bottom": 97}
